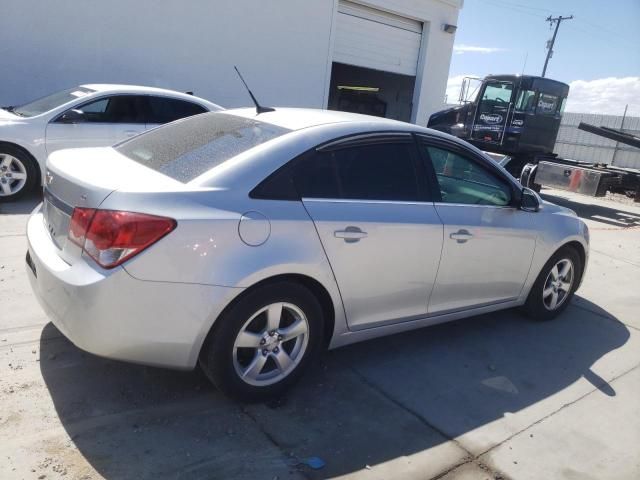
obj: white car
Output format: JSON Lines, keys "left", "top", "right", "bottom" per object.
{"left": 0, "top": 84, "right": 222, "bottom": 200}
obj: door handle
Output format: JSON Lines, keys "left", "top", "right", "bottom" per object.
{"left": 450, "top": 229, "right": 473, "bottom": 243}
{"left": 124, "top": 130, "right": 139, "bottom": 137}
{"left": 334, "top": 226, "right": 367, "bottom": 243}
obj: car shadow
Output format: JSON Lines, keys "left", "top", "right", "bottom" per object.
{"left": 39, "top": 297, "right": 629, "bottom": 479}
{"left": 541, "top": 192, "right": 640, "bottom": 228}
{"left": 0, "top": 189, "right": 42, "bottom": 215}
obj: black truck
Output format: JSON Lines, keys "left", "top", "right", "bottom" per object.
{"left": 428, "top": 74, "right": 569, "bottom": 177}
{"left": 428, "top": 74, "right": 640, "bottom": 201}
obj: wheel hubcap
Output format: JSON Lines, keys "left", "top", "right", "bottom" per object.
{"left": 0, "top": 154, "right": 27, "bottom": 196}
{"left": 542, "top": 258, "right": 574, "bottom": 311}
{"left": 233, "top": 302, "right": 309, "bottom": 386}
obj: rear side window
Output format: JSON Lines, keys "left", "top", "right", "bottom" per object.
{"left": 294, "top": 142, "right": 420, "bottom": 201}
{"left": 537, "top": 93, "right": 559, "bottom": 115}
{"left": 147, "top": 97, "right": 207, "bottom": 124}
{"left": 116, "top": 113, "right": 289, "bottom": 183}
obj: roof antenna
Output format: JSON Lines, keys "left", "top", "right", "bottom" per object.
{"left": 234, "top": 66, "right": 275, "bottom": 114}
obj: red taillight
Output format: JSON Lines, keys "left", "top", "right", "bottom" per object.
{"left": 68, "top": 208, "right": 176, "bottom": 269}
{"left": 69, "top": 207, "right": 96, "bottom": 246}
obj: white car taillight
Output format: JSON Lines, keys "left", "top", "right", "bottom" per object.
{"left": 68, "top": 208, "right": 176, "bottom": 269}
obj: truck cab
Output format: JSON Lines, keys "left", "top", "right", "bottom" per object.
{"left": 428, "top": 75, "right": 569, "bottom": 175}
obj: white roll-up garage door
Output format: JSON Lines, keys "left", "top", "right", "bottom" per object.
{"left": 333, "top": 1, "right": 423, "bottom": 77}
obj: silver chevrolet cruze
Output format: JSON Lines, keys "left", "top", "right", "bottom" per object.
{"left": 26, "top": 108, "right": 589, "bottom": 401}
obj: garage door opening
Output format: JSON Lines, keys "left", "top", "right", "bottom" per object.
{"left": 328, "top": 62, "right": 416, "bottom": 122}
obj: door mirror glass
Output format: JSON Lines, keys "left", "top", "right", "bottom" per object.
{"left": 520, "top": 187, "right": 540, "bottom": 212}
{"left": 58, "top": 109, "right": 86, "bottom": 124}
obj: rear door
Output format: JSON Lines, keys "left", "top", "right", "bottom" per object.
{"left": 293, "top": 134, "right": 444, "bottom": 330}
{"left": 46, "top": 95, "right": 148, "bottom": 154}
{"left": 145, "top": 96, "right": 208, "bottom": 130}
{"left": 418, "top": 138, "right": 538, "bottom": 313}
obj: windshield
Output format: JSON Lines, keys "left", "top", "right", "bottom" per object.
{"left": 12, "top": 87, "right": 95, "bottom": 117}
{"left": 116, "top": 113, "right": 290, "bottom": 183}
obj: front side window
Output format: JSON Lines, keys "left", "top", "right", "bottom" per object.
{"left": 13, "top": 87, "right": 95, "bottom": 117}
{"left": 537, "top": 93, "right": 559, "bottom": 115}
{"left": 147, "top": 97, "right": 207, "bottom": 124}
{"left": 116, "top": 113, "right": 289, "bottom": 183}
{"left": 515, "top": 89, "right": 537, "bottom": 112}
{"left": 294, "top": 142, "right": 420, "bottom": 202}
{"left": 64, "top": 95, "right": 148, "bottom": 123}
{"left": 424, "top": 145, "right": 511, "bottom": 206}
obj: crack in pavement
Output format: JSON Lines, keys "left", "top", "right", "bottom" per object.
{"left": 349, "top": 365, "right": 511, "bottom": 480}
{"left": 477, "top": 361, "right": 640, "bottom": 461}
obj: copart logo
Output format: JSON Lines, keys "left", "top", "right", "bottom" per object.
{"left": 479, "top": 113, "right": 503, "bottom": 125}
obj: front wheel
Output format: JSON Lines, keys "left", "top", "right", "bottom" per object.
{"left": 523, "top": 247, "right": 582, "bottom": 320}
{"left": 0, "top": 146, "right": 38, "bottom": 201}
{"left": 199, "top": 282, "right": 324, "bottom": 402}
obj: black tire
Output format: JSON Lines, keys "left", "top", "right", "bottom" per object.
{"left": 0, "top": 144, "right": 38, "bottom": 202}
{"left": 199, "top": 281, "right": 324, "bottom": 402}
{"left": 523, "top": 246, "right": 582, "bottom": 321}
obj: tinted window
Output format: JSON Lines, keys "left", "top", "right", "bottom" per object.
{"left": 71, "top": 95, "right": 148, "bottom": 123}
{"left": 147, "top": 97, "right": 207, "bottom": 124}
{"left": 515, "top": 89, "right": 536, "bottom": 112}
{"left": 294, "top": 142, "right": 420, "bottom": 201}
{"left": 424, "top": 145, "right": 511, "bottom": 206}
{"left": 116, "top": 113, "right": 289, "bottom": 183}
{"left": 537, "top": 93, "right": 559, "bottom": 115}
{"left": 13, "top": 87, "right": 95, "bottom": 117}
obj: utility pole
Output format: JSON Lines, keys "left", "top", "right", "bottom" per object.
{"left": 542, "top": 15, "right": 573, "bottom": 77}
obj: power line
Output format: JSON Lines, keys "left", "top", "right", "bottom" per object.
{"left": 485, "top": 0, "right": 564, "bottom": 16}
{"left": 542, "top": 15, "right": 574, "bottom": 77}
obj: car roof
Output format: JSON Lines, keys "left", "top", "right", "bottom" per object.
{"left": 80, "top": 84, "right": 222, "bottom": 109}
{"left": 225, "top": 107, "right": 424, "bottom": 132}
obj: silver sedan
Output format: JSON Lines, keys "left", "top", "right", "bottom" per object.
{"left": 26, "top": 108, "right": 589, "bottom": 401}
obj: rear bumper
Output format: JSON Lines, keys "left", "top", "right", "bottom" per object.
{"left": 26, "top": 210, "right": 242, "bottom": 369}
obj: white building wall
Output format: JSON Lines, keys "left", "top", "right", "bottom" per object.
{"left": 0, "top": 0, "right": 460, "bottom": 123}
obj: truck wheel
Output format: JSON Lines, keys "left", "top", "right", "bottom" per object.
{"left": 0, "top": 145, "right": 38, "bottom": 201}
{"left": 199, "top": 281, "right": 324, "bottom": 402}
{"left": 523, "top": 246, "right": 582, "bottom": 321}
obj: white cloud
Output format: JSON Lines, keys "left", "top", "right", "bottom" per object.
{"left": 453, "top": 44, "right": 506, "bottom": 55}
{"left": 445, "top": 74, "right": 480, "bottom": 104}
{"left": 566, "top": 77, "right": 640, "bottom": 116}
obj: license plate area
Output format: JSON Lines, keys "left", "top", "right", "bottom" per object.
{"left": 43, "top": 189, "right": 72, "bottom": 250}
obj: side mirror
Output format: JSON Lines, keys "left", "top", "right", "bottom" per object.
{"left": 520, "top": 187, "right": 540, "bottom": 212}
{"left": 58, "top": 109, "right": 85, "bottom": 124}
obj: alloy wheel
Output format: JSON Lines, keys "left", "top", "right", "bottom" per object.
{"left": 232, "top": 302, "right": 309, "bottom": 387}
{"left": 0, "top": 153, "right": 28, "bottom": 197}
{"left": 542, "top": 258, "right": 574, "bottom": 310}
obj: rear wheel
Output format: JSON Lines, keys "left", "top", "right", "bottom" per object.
{"left": 0, "top": 145, "right": 38, "bottom": 201}
{"left": 199, "top": 282, "right": 324, "bottom": 402}
{"left": 523, "top": 247, "right": 582, "bottom": 320}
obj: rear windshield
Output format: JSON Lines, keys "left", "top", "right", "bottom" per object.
{"left": 115, "top": 113, "right": 290, "bottom": 183}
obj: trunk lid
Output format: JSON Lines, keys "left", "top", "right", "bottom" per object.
{"left": 43, "top": 147, "right": 185, "bottom": 264}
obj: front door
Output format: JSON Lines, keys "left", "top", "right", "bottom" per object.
{"left": 471, "top": 80, "right": 514, "bottom": 145}
{"left": 418, "top": 140, "right": 538, "bottom": 313}
{"left": 46, "top": 95, "right": 148, "bottom": 155}
{"left": 293, "top": 137, "right": 443, "bottom": 330}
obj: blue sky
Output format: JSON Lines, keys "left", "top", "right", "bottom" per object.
{"left": 447, "top": 0, "right": 640, "bottom": 114}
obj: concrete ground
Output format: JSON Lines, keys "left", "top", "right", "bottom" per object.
{"left": 1, "top": 188, "right": 639, "bottom": 480}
